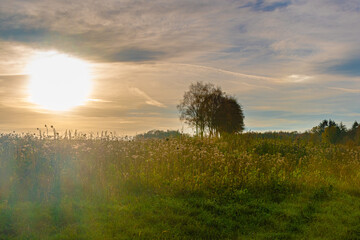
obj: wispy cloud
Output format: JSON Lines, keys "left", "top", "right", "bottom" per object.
{"left": 329, "top": 87, "right": 360, "bottom": 93}
{"left": 285, "top": 75, "right": 312, "bottom": 83}
{"left": 88, "top": 98, "right": 112, "bottom": 103}
{"left": 177, "top": 63, "right": 279, "bottom": 82}
{"left": 129, "top": 87, "right": 166, "bottom": 108}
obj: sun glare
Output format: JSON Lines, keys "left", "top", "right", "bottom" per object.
{"left": 27, "top": 51, "right": 92, "bottom": 111}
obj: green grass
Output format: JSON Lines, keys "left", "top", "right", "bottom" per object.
{"left": 2, "top": 188, "right": 360, "bottom": 239}
{"left": 1, "top": 134, "right": 360, "bottom": 239}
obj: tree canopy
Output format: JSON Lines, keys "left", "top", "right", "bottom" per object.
{"left": 177, "top": 82, "right": 244, "bottom": 136}
{"left": 310, "top": 119, "right": 360, "bottom": 145}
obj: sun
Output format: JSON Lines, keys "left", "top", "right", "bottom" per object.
{"left": 26, "top": 51, "right": 92, "bottom": 111}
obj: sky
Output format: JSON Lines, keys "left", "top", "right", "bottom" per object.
{"left": 0, "top": 0, "right": 359, "bottom": 135}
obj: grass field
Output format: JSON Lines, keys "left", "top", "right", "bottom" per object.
{"left": 1, "top": 133, "right": 360, "bottom": 239}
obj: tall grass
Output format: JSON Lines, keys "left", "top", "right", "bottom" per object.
{"left": 1, "top": 133, "right": 360, "bottom": 202}
{"left": 1, "top": 133, "right": 360, "bottom": 239}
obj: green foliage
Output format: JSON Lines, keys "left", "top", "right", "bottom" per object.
{"left": 309, "top": 119, "right": 360, "bottom": 145}
{"left": 135, "top": 129, "right": 182, "bottom": 140}
{"left": 213, "top": 96, "right": 244, "bottom": 135}
{"left": 178, "top": 82, "right": 244, "bottom": 136}
{"left": 1, "top": 133, "right": 360, "bottom": 239}
{"left": 322, "top": 126, "right": 340, "bottom": 144}
{"left": 354, "top": 126, "right": 360, "bottom": 145}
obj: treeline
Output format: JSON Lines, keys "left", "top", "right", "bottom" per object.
{"left": 134, "top": 119, "right": 360, "bottom": 146}
{"left": 309, "top": 119, "right": 360, "bottom": 145}
{"left": 135, "top": 129, "right": 182, "bottom": 139}
{"left": 246, "top": 120, "right": 360, "bottom": 146}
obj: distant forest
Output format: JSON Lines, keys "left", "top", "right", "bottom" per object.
{"left": 308, "top": 119, "right": 360, "bottom": 145}
{"left": 136, "top": 119, "right": 360, "bottom": 146}
{"left": 135, "top": 129, "right": 181, "bottom": 139}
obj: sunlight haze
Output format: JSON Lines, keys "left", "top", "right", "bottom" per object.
{"left": 26, "top": 51, "right": 93, "bottom": 111}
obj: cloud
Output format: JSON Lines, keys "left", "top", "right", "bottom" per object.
{"left": 0, "top": 74, "right": 29, "bottom": 101}
{"left": 330, "top": 0, "right": 360, "bottom": 12}
{"left": 329, "top": 87, "right": 360, "bottom": 93}
{"left": 0, "top": 0, "right": 227, "bottom": 63}
{"left": 0, "top": 104, "right": 43, "bottom": 126}
{"left": 0, "top": 0, "right": 358, "bottom": 72}
{"left": 285, "top": 75, "right": 312, "bottom": 83}
{"left": 0, "top": 0, "right": 360, "bottom": 133}
{"left": 88, "top": 98, "right": 112, "bottom": 103}
{"left": 129, "top": 87, "right": 166, "bottom": 108}
{"left": 177, "top": 63, "right": 279, "bottom": 82}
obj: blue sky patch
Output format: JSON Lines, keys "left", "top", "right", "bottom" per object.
{"left": 0, "top": 28, "right": 48, "bottom": 43}
{"left": 327, "top": 57, "right": 360, "bottom": 77}
{"left": 110, "top": 48, "right": 165, "bottom": 62}
{"left": 240, "top": 0, "right": 291, "bottom": 12}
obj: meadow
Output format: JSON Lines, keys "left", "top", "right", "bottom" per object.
{"left": 1, "top": 133, "right": 360, "bottom": 239}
